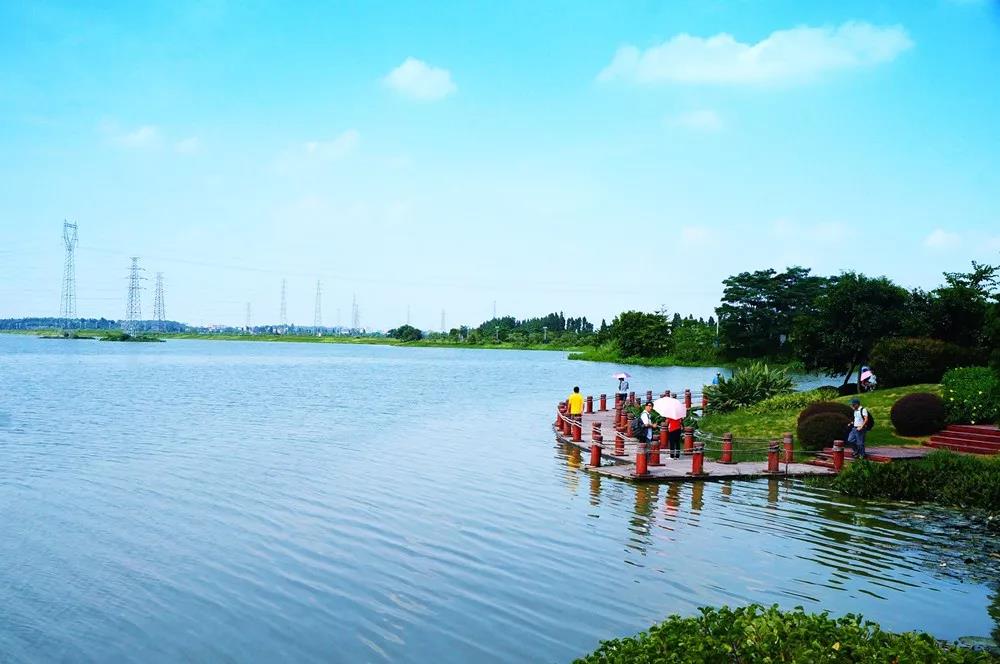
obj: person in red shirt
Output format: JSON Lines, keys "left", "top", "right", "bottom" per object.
{"left": 666, "top": 416, "right": 683, "bottom": 459}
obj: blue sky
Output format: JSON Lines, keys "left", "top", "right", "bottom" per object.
{"left": 1, "top": 0, "right": 998, "bottom": 329}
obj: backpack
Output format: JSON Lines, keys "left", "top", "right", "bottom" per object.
{"left": 861, "top": 407, "right": 875, "bottom": 431}
{"left": 631, "top": 415, "right": 646, "bottom": 438}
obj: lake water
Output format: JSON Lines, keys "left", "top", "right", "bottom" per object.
{"left": 0, "top": 335, "right": 995, "bottom": 662}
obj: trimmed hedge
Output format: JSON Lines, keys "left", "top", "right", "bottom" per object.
{"left": 870, "top": 337, "right": 979, "bottom": 388}
{"left": 574, "top": 604, "right": 995, "bottom": 663}
{"left": 942, "top": 367, "right": 1000, "bottom": 425}
{"left": 797, "top": 412, "right": 852, "bottom": 451}
{"left": 798, "top": 401, "right": 853, "bottom": 424}
{"left": 890, "top": 392, "right": 946, "bottom": 436}
{"left": 743, "top": 387, "right": 840, "bottom": 416}
{"left": 832, "top": 450, "right": 1000, "bottom": 510}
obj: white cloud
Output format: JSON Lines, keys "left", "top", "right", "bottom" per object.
{"left": 303, "top": 129, "right": 360, "bottom": 160}
{"left": 598, "top": 21, "right": 913, "bottom": 86}
{"left": 671, "top": 109, "right": 724, "bottom": 132}
{"left": 174, "top": 137, "right": 201, "bottom": 154}
{"left": 681, "top": 226, "right": 712, "bottom": 243}
{"left": 108, "top": 124, "right": 163, "bottom": 148}
{"left": 923, "top": 228, "right": 962, "bottom": 249}
{"left": 383, "top": 57, "right": 456, "bottom": 101}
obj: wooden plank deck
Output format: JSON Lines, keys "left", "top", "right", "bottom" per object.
{"left": 554, "top": 406, "right": 836, "bottom": 483}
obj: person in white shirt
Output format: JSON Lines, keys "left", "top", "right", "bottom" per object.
{"left": 639, "top": 402, "right": 654, "bottom": 451}
{"left": 617, "top": 377, "right": 629, "bottom": 403}
{"left": 847, "top": 398, "right": 869, "bottom": 459}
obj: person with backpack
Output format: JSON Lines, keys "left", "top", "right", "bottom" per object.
{"left": 631, "top": 402, "right": 655, "bottom": 456}
{"left": 847, "top": 398, "right": 873, "bottom": 459}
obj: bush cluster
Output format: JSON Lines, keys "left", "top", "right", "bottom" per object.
{"left": 832, "top": 451, "right": 1000, "bottom": 510}
{"left": 742, "top": 387, "right": 840, "bottom": 415}
{"left": 941, "top": 367, "right": 1000, "bottom": 425}
{"left": 797, "top": 401, "right": 853, "bottom": 424}
{"left": 870, "top": 337, "right": 980, "bottom": 388}
{"left": 702, "top": 363, "right": 793, "bottom": 413}
{"left": 574, "top": 604, "right": 994, "bottom": 663}
{"left": 890, "top": 392, "right": 946, "bottom": 436}
{"left": 797, "top": 412, "right": 852, "bottom": 451}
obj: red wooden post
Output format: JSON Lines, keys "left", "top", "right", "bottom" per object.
{"left": 572, "top": 420, "right": 582, "bottom": 442}
{"left": 629, "top": 391, "right": 635, "bottom": 404}
{"left": 767, "top": 441, "right": 780, "bottom": 473}
{"left": 615, "top": 432, "right": 625, "bottom": 456}
{"left": 589, "top": 444, "right": 601, "bottom": 467}
{"left": 684, "top": 427, "right": 694, "bottom": 454}
{"left": 832, "top": 440, "right": 845, "bottom": 472}
{"left": 689, "top": 443, "right": 705, "bottom": 476}
{"left": 720, "top": 432, "right": 734, "bottom": 464}
{"left": 593, "top": 422, "right": 603, "bottom": 445}
{"left": 645, "top": 390, "right": 653, "bottom": 404}
{"left": 634, "top": 443, "right": 648, "bottom": 476}
{"left": 783, "top": 432, "right": 794, "bottom": 464}
{"left": 585, "top": 395, "right": 593, "bottom": 414}
{"left": 701, "top": 393, "right": 708, "bottom": 411}
{"left": 599, "top": 394, "right": 607, "bottom": 411}
{"left": 684, "top": 389, "right": 692, "bottom": 410}
{"left": 659, "top": 425, "right": 668, "bottom": 448}
{"left": 554, "top": 403, "right": 562, "bottom": 427}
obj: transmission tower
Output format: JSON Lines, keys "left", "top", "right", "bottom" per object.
{"left": 152, "top": 272, "right": 165, "bottom": 332}
{"left": 440, "top": 309, "right": 446, "bottom": 333}
{"left": 313, "top": 280, "right": 323, "bottom": 333}
{"left": 59, "top": 220, "right": 78, "bottom": 329}
{"left": 245, "top": 302, "right": 252, "bottom": 334}
{"left": 351, "top": 293, "right": 360, "bottom": 331}
{"left": 279, "top": 278, "right": 287, "bottom": 330}
{"left": 123, "top": 257, "right": 145, "bottom": 336}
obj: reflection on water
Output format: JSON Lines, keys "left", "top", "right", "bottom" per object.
{"left": 0, "top": 335, "right": 994, "bottom": 663}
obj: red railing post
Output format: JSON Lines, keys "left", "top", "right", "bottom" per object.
{"left": 634, "top": 442, "right": 648, "bottom": 477}
{"left": 701, "top": 393, "right": 708, "bottom": 411}
{"left": 645, "top": 390, "right": 652, "bottom": 404}
{"left": 720, "top": 432, "right": 734, "bottom": 464}
{"left": 832, "top": 440, "right": 845, "bottom": 472}
{"left": 689, "top": 443, "right": 705, "bottom": 476}
{"left": 684, "top": 389, "right": 692, "bottom": 410}
{"left": 572, "top": 419, "right": 582, "bottom": 442}
{"left": 599, "top": 393, "right": 607, "bottom": 411}
{"left": 615, "top": 431, "right": 625, "bottom": 456}
{"left": 629, "top": 391, "right": 635, "bottom": 405}
{"left": 589, "top": 444, "right": 601, "bottom": 467}
{"left": 684, "top": 427, "right": 694, "bottom": 454}
{"left": 554, "top": 402, "right": 562, "bottom": 427}
{"left": 767, "top": 440, "right": 780, "bottom": 473}
{"left": 649, "top": 429, "right": 662, "bottom": 466}
{"left": 783, "top": 432, "right": 794, "bottom": 464}
{"left": 585, "top": 395, "right": 593, "bottom": 414}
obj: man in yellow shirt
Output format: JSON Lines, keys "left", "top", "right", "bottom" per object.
{"left": 567, "top": 386, "right": 585, "bottom": 423}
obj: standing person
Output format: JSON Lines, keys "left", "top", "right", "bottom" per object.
{"left": 567, "top": 386, "right": 585, "bottom": 424}
{"left": 616, "top": 376, "right": 629, "bottom": 405}
{"left": 666, "top": 416, "right": 683, "bottom": 459}
{"left": 847, "top": 398, "right": 870, "bottom": 459}
{"left": 639, "top": 401, "right": 655, "bottom": 454}
{"left": 711, "top": 372, "right": 722, "bottom": 386}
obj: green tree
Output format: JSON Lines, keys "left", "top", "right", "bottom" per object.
{"left": 793, "top": 272, "right": 909, "bottom": 385}
{"left": 608, "top": 310, "right": 671, "bottom": 358}
{"left": 387, "top": 324, "right": 423, "bottom": 342}
{"left": 716, "top": 266, "right": 830, "bottom": 359}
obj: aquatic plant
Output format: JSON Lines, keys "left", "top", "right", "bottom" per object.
{"left": 702, "top": 363, "right": 793, "bottom": 413}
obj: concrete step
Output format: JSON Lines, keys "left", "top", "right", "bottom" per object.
{"left": 947, "top": 424, "right": 1000, "bottom": 437}
{"left": 930, "top": 431, "right": 1000, "bottom": 445}
{"left": 925, "top": 440, "right": 1000, "bottom": 455}
{"left": 928, "top": 434, "right": 1000, "bottom": 449}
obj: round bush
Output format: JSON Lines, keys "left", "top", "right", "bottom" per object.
{"left": 797, "top": 412, "right": 852, "bottom": 451}
{"left": 890, "top": 392, "right": 946, "bottom": 436}
{"left": 797, "top": 401, "right": 853, "bottom": 425}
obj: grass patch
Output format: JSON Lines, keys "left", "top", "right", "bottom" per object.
{"left": 568, "top": 346, "right": 721, "bottom": 368}
{"left": 574, "top": 604, "right": 996, "bottom": 663}
{"left": 699, "top": 384, "right": 941, "bottom": 451}
{"left": 831, "top": 451, "right": 1000, "bottom": 510}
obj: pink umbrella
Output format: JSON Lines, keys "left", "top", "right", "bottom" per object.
{"left": 860, "top": 369, "right": 873, "bottom": 382}
{"left": 653, "top": 396, "right": 686, "bottom": 420}
{"left": 612, "top": 372, "right": 631, "bottom": 380}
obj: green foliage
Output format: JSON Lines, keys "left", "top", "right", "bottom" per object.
{"left": 942, "top": 367, "right": 1000, "bottom": 425}
{"left": 890, "top": 392, "right": 946, "bottom": 436}
{"left": 832, "top": 451, "right": 1000, "bottom": 510}
{"left": 797, "top": 401, "right": 853, "bottom": 424}
{"left": 671, "top": 320, "right": 719, "bottom": 363}
{"left": 793, "top": 272, "right": 910, "bottom": 381}
{"left": 741, "top": 387, "right": 839, "bottom": 416}
{"left": 797, "top": 412, "right": 851, "bottom": 451}
{"left": 574, "top": 604, "right": 994, "bottom": 663}
{"left": 607, "top": 310, "right": 672, "bottom": 358}
{"left": 870, "top": 337, "right": 981, "bottom": 388}
{"left": 387, "top": 324, "right": 423, "bottom": 342}
{"left": 702, "top": 363, "right": 793, "bottom": 413}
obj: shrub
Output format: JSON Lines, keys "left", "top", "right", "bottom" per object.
{"left": 387, "top": 324, "right": 423, "bottom": 342}
{"left": 832, "top": 450, "right": 1000, "bottom": 510}
{"left": 890, "top": 392, "right": 946, "bottom": 436}
{"left": 702, "top": 363, "right": 793, "bottom": 413}
{"left": 573, "top": 604, "right": 992, "bottom": 663}
{"left": 942, "top": 366, "right": 1000, "bottom": 425}
{"left": 838, "top": 383, "right": 859, "bottom": 396}
{"left": 742, "top": 387, "right": 840, "bottom": 415}
{"left": 870, "top": 337, "right": 980, "bottom": 388}
{"left": 797, "top": 401, "right": 853, "bottom": 424}
{"left": 797, "top": 412, "right": 851, "bottom": 451}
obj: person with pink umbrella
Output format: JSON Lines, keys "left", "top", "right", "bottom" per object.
{"left": 653, "top": 394, "right": 687, "bottom": 459}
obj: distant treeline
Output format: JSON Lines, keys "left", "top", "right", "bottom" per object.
{"left": 0, "top": 317, "right": 189, "bottom": 333}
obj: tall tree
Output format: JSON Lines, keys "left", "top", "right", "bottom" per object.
{"left": 608, "top": 310, "right": 672, "bottom": 358}
{"left": 793, "top": 272, "right": 909, "bottom": 385}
